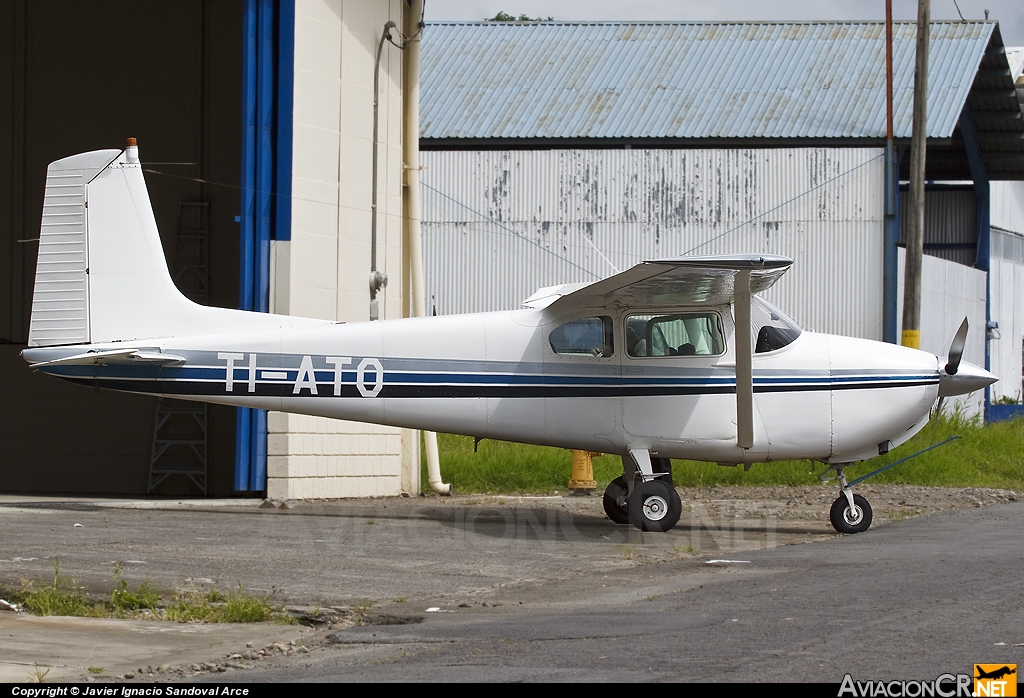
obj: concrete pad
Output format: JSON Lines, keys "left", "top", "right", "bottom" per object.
{"left": 0, "top": 613, "right": 312, "bottom": 682}
{"left": 0, "top": 486, "right": 1015, "bottom": 681}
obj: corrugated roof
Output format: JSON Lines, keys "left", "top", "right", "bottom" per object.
{"left": 420, "top": 21, "right": 995, "bottom": 141}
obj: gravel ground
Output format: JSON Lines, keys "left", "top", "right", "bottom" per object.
{"left": 410, "top": 482, "right": 1020, "bottom": 527}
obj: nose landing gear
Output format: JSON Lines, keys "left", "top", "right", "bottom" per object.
{"left": 823, "top": 436, "right": 966, "bottom": 533}
{"left": 820, "top": 464, "right": 873, "bottom": 534}
{"left": 829, "top": 490, "right": 873, "bottom": 534}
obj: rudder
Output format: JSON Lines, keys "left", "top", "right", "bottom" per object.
{"left": 27, "top": 149, "right": 120, "bottom": 346}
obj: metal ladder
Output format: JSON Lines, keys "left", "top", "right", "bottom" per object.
{"left": 148, "top": 202, "right": 210, "bottom": 495}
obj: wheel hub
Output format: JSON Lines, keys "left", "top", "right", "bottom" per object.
{"left": 843, "top": 505, "right": 863, "bottom": 525}
{"left": 642, "top": 495, "right": 669, "bottom": 521}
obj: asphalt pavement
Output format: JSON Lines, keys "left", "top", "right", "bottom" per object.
{"left": 1, "top": 493, "right": 1020, "bottom": 682}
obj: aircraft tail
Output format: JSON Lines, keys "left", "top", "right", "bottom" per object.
{"left": 27, "top": 139, "right": 323, "bottom": 348}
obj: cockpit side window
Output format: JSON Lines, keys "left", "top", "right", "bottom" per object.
{"left": 549, "top": 316, "right": 614, "bottom": 357}
{"left": 751, "top": 297, "right": 802, "bottom": 353}
{"left": 626, "top": 313, "right": 724, "bottom": 358}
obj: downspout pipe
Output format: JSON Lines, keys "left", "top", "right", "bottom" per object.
{"left": 403, "top": 0, "right": 448, "bottom": 495}
{"left": 370, "top": 22, "right": 394, "bottom": 321}
{"left": 958, "top": 111, "right": 991, "bottom": 420}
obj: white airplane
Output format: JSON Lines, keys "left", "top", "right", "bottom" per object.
{"left": 22, "top": 142, "right": 997, "bottom": 534}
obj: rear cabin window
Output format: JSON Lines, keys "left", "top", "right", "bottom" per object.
{"left": 626, "top": 313, "right": 724, "bottom": 358}
{"left": 549, "top": 316, "right": 614, "bottom": 357}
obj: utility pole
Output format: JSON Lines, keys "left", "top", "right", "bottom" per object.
{"left": 883, "top": 0, "right": 898, "bottom": 343}
{"left": 902, "top": 0, "right": 930, "bottom": 349}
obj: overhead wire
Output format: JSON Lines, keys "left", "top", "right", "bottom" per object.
{"left": 143, "top": 167, "right": 379, "bottom": 217}
{"left": 681, "top": 152, "right": 885, "bottom": 256}
{"left": 419, "top": 180, "right": 601, "bottom": 279}
{"left": 386, "top": 0, "right": 426, "bottom": 48}
{"left": 148, "top": 148, "right": 884, "bottom": 286}
{"left": 421, "top": 151, "right": 884, "bottom": 278}
{"left": 146, "top": 151, "right": 871, "bottom": 336}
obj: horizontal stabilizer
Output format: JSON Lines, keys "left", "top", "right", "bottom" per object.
{"left": 29, "top": 347, "right": 186, "bottom": 369}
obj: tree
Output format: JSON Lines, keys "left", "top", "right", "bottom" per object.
{"left": 486, "top": 11, "right": 553, "bottom": 21}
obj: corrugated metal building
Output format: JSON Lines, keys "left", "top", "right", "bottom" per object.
{"left": 423, "top": 22, "right": 980, "bottom": 144}
{"left": 419, "top": 20, "right": 1024, "bottom": 418}
{"left": 421, "top": 148, "right": 885, "bottom": 339}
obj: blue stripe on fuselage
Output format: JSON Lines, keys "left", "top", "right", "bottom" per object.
{"left": 42, "top": 352, "right": 939, "bottom": 398}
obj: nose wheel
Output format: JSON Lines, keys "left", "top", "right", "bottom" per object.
{"left": 820, "top": 464, "right": 873, "bottom": 534}
{"left": 829, "top": 492, "right": 872, "bottom": 534}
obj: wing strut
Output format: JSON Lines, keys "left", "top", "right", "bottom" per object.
{"left": 734, "top": 270, "right": 754, "bottom": 449}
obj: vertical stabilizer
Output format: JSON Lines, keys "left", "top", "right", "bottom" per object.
{"left": 83, "top": 139, "right": 203, "bottom": 344}
{"left": 27, "top": 140, "right": 329, "bottom": 348}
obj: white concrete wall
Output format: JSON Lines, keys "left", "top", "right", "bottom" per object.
{"left": 268, "top": 0, "right": 412, "bottom": 500}
{"left": 897, "top": 248, "right": 988, "bottom": 419}
{"left": 989, "top": 256, "right": 1024, "bottom": 405}
{"left": 992, "top": 181, "right": 1024, "bottom": 236}
{"left": 987, "top": 182, "right": 1024, "bottom": 406}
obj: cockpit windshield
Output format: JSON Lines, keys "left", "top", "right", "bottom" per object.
{"left": 751, "top": 297, "right": 802, "bottom": 353}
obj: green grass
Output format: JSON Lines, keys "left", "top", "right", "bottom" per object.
{"left": 421, "top": 434, "right": 625, "bottom": 493}
{"left": 164, "top": 583, "right": 292, "bottom": 623}
{"left": 422, "top": 414, "right": 1024, "bottom": 494}
{"left": 14, "top": 562, "right": 104, "bottom": 617}
{"left": 109, "top": 562, "right": 160, "bottom": 617}
{"left": 1, "top": 562, "right": 295, "bottom": 624}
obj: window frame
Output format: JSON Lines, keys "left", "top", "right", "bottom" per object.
{"left": 623, "top": 309, "right": 728, "bottom": 361}
{"left": 750, "top": 296, "right": 803, "bottom": 355}
{"left": 546, "top": 314, "right": 616, "bottom": 360}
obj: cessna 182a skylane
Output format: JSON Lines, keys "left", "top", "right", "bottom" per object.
{"left": 23, "top": 143, "right": 997, "bottom": 534}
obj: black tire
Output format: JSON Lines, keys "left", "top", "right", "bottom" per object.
{"left": 628, "top": 479, "right": 682, "bottom": 532}
{"left": 602, "top": 476, "right": 631, "bottom": 525}
{"left": 830, "top": 493, "right": 873, "bottom": 534}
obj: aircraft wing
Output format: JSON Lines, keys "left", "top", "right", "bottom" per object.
{"left": 524, "top": 255, "right": 793, "bottom": 311}
{"left": 524, "top": 254, "right": 793, "bottom": 453}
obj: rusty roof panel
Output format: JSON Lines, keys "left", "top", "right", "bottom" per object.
{"left": 420, "top": 21, "right": 995, "bottom": 141}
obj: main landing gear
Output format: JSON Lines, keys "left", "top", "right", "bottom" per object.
{"left": 820, "top": 463, "right": 873, "bottom": 534}
{"left": 602, "top": 451, "right": 682, "bottom": 532}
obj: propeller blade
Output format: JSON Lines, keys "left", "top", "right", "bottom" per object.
{"left": 944, "top": 318, "right": 969, "bottom": 376}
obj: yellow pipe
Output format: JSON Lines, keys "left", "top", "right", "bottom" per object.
{"left": 568, "top": 450, "right": 599, "bottom": 494}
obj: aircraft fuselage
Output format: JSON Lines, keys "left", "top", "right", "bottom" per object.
{"left": 24, "top": 303, "right": 944, "bottom": 466}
